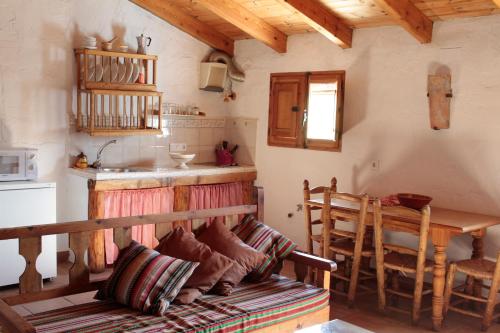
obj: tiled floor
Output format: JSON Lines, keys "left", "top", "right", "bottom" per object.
{"left": 1, "top": 261, "right": 499, "bottom": 333}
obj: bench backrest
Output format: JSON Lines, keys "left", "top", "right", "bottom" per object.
{"left": 0, "top": 187, "right": 264, "bottom": 306}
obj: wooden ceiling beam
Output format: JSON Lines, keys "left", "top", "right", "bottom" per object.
{"left": 129, "top": 0, "right": 234, "bottom": 56}
{"left": 375, "top": 0, "right": 433, "bottom": 43}
{"left": 195, "top": 0, "right": 287, "bottom": 53}
{"left": 276, "top": 0, "right": 352, "bottom": 49}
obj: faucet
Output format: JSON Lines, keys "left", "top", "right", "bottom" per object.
{"left": 91, "top": 139, "right": 117, "bottom": 169}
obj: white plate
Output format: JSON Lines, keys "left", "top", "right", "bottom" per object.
{"left": 130, "top": 63, "right": 140, "bottom": 83}
{"left": 86, "top": 65, "right": 95, "bottom": 81}
{"left": 123, "top": 61, "right": 133, "bottom": 83}
{"left": 95, "top": 64, "right": 104, "bottom": 82}
{"left": 117, "top": 63, "right": 126, "bottom": 83}
{"left": 110, "top": 63, "right": 118, "bottom": 82}
{"left": 102, "top": 63, "right": 110, "bottom": 82}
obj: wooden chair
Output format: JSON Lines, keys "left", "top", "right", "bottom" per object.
{"left": 373, "top": 200, "right": 433, "bottom": 325}
{"left": 443, "top": 251, "right": 500, "bottom": 331}
{"left": 323, "top": 189, "right": 375, "bottom": 306}
{"left": 303, "top": 177, "right": 337, "bottom": 257}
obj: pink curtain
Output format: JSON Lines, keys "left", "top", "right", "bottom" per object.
{"left": 189, "top": 182, "right": 244, "bottom": 224}
{"left": 103, "top": 187, "right": 175, "bottom": 265}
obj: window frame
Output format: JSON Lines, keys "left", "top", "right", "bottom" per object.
{"left": 267, "top": 70, "right": 345, "bottom": 152}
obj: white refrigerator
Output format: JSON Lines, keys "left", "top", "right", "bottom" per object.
{"left": 0, "top": 181, "right": 57, "bottom": 286}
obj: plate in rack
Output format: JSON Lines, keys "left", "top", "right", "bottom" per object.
{"left": 102, "top": 63, "right": 110, "bottom": 82}
{"left": 130, "top": 63, "right": 140, "bottom": 83}
{"left": 95, "top": 64, "right": 104, "bottom": 82}
{"left": 110, "top": 62, "right": 118, "bottom": 82}
{"left": 123, "top": 61, "right": 133, "bottom": 83}
{"left": 117, "top": 62, "right": 126, "bottom": 82}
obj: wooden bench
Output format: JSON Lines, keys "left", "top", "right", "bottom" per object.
{"left": 0, "top": 187, "right": 336, "bottom": 333}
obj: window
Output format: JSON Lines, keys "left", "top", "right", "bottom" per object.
{"left": 268, "top": 71, "right": 344, "bottom": 151}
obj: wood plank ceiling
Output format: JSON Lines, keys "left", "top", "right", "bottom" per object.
{"left": 131, "top": 0, "right": 500, "bottom": 54}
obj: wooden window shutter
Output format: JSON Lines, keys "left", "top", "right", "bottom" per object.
{"left": 268, "top": 73, "right": 307, "bottom": 147}
{"left": 304, "top": 71, "right": 345, "bottom": 151}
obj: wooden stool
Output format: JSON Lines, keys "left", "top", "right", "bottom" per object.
{"left": 323, "top": 189, "right": 375, "bottom": 307}
{"left": 373, "top": 200, "right": 433, "bottom": 325}
{"left": 443, "top": 251, "right": 500, "bottom": 331}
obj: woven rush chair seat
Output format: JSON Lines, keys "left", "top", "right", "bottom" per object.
{"left": 330, "top": 238, "right": 375, "bottom": 257}
{"left": 444, "top": 251, "right": 500, "bottom": 331}
{"left": 384, "top": 252, "right": 434, "bottom": 273}
{"left": 373, "top": 201, "right": 433, "bottom": 325}
{"left": 455, "top": 259, "right": 497, "bottom": 279}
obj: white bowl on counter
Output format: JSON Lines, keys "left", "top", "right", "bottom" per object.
{"left": 169, "top": 153, "right": 196, "bottom": 169}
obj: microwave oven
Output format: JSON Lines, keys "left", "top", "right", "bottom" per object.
{"left": 0, "top": 148, "right": 38, "bottom": 181}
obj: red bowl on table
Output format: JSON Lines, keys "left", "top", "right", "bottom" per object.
{"left": 397, "top": 193, "right": 432, "bottom": 210}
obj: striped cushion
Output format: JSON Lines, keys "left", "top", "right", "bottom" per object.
{"left": 97, "top": 241, "right": 199, "bottom": 315}
{"left": 231, "top": 215, "right": 297, "bottom": 281}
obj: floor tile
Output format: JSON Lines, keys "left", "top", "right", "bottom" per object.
{"left": 12, "top": 305, "right": 32, "bottom": 316}
{"left": 64, "top": 291, "right": 98, "bottom": 305}
{"left": 23, "top": 297, "right": 74, "bottom": 314}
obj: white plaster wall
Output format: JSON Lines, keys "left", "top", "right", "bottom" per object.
{"left": 0, "top": 0, "right": 228, "bottom": 249}
{"left": 231, "top": 15, "right": 500, "bottom": 261}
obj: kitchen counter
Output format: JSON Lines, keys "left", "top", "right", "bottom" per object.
{"left": 69, "top": 164, "right": 257, "bottom": 181}
{"left": 67, "top": 163, "right": 257, "bottom": 273}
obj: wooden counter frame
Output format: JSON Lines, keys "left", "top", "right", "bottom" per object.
{"left": 0, "top": 187, "right": 335, "bottom": 333}
{"left": 87, "top": 170, "right": 257, "bottom": 272}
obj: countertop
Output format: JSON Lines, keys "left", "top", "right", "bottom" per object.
{"left": 69, "top": 164, "right": 257, "bottom": 181}
{"left": 0, "top": 181, "right": 56, "bottom": 191}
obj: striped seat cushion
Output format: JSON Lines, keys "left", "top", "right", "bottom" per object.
{"left": 22, "top": 275, "right": 329, "bottom": 333}
{"left": 96, "top": 241, "right": 199, "bottom": 315}
{"left": 232, "top": 215, "right": 297, "bottom": 281}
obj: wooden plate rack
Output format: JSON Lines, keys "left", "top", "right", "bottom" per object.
{"left": 74, "top": 49, "right": 163, "bottom": 136}
{"left": 77, "top": 89, "right": 162, "bottom": 136}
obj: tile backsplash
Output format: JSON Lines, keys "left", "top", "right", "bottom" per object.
{"left": 70, "top": 116, "right": 257, "bottom": 167}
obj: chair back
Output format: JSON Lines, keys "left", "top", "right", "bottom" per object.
{"left": 322, "top": 189, "right": 369, "bottom": 258}
{"left": 303, "top": 178, "right": 337, "bottom": 258}
{"left": 303, "top": 177, "right": 337, "bottom": 203}
{"left": 373, "top": 200, "right": 431, "bottom": 271}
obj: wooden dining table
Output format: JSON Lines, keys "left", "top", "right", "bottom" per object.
{"left": 308, "top": 197, "right": 500, "bottom": 331}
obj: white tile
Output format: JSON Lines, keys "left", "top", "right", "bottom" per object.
{"left": 199, "top": 128, "right": 214, "bottom": 146}
{"left": 234, "top": 145, "right": 255, "bottom": 165}
{"left": 139, "top": 135, "right": 156, "bottom": 147}
{"left": 198, "top": 145, "right": 216, "bottom": 163}
{"left": 172, "top": 128, "right": 199, "bottom": 145}
{"left": 101, "top": 145, "right": 123, "bottom": 166}
{"left": 213, "top": 128, "right": 226, "bottom": 144}
{"left": 155, "top": 133, "right": 171, "bottom": 147}
{"left": 155, "top": 147, "right": 174, "bottom": 167}
{"left": 138, "top": 146, "right": 156, "bottom": 165}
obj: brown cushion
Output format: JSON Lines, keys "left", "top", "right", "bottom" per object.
{"left": 173, "top": 288, "right": 203, "bottom": 305}
{"left": 156, "top": 227, "right": 234, "bottom": 303}
{"left": 196, "top": 220, "right": 267, "bottom": 295}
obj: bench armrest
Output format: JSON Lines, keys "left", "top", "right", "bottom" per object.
{"left": 285, "top": 251, "right": 336, "bottom": 289}
{"left": 0, "top": 299, "right": 35, "bottom": 333}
